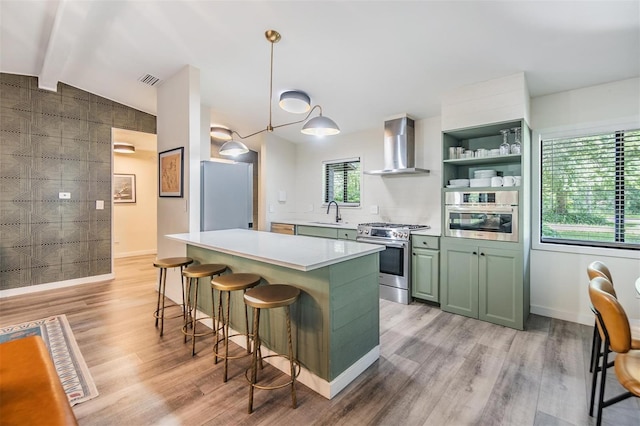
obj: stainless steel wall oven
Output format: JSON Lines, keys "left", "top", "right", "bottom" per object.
{"left": 444, "top": 191, "right": 519, "bottom": 242}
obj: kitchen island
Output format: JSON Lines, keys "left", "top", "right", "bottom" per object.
{"left": 166, "top": 229, "right": 384, "bottom": 399}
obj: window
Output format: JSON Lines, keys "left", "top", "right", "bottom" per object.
{"left": 323, "top": 158, "right": 361, "bottom": 206}
{"left": 540, "top": 129, "right": 640, "bottom": 249}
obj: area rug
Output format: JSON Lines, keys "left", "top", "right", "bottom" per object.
{"left": 0, "top": 315, "right": 99, "bottom": 405}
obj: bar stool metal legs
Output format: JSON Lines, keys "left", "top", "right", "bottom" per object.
{"left": 181, "top": 264, "right": 227, "bottom": 355}
{"left": 211, "top": 273, "right": 261, "bottom": 382}
{"left": 244, "top": 284, "right": 300, "bottom": 414}
{"left": 153, "top": 257, "right": 193, "bottom": 336}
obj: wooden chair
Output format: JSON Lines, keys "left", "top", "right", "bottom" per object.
{"left": 588, "top": 276, "right": 640, "bottom": 426}
{"left": 586, "top": 261, "right": 640, "bottom": 415}
{"left": 587, "top": 260, "right": 615, "bottom": 374}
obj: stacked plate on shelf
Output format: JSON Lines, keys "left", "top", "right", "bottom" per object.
{"left": 447, "top": 178, "right": 470, "bottom": 188}
{"left": 470, "top": 170, "right": 496, "bottom": 187}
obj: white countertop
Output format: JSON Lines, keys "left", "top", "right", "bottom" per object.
{"left": 166, "top": 229, "right": 384, "bottom": 272}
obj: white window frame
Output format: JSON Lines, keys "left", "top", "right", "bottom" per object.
{"left": 322, "top": 157, "right": 361, "bottom": 207}
{"left": 532, "top": 119, "right": 640, "bottom": 260}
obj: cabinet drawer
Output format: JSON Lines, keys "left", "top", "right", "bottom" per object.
{"left": 337, "top": 229, "right": 357, "bottom": 241}
{"left": 412, "top": 235, "right": 440, "bottom": 249}
{"left": 271, "top": 222, "right": 296, "bottom": 235}
{"left": 296, "top": 225, "right": 338, "bottom": 239}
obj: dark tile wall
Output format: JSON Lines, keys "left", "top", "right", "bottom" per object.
{"left": 0, "top": 73, "right": 156, "bottom": 290}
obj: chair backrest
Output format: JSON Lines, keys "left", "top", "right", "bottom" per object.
{"left": 587, "top": 261, "right": 615, "bottom": 289}
{"left": 589, "top": 276, "right": 631, "bottom": 354}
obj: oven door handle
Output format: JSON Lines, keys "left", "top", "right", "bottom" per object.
{"left": 447, "top": 206, "right": 514, "bottom": 213}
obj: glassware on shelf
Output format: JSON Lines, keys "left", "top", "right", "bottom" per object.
{"left": 499, "top": 129, "right": 511, "bottom": 155}
{"left": 510, "top": 127, "right": 521, "bottom": 154}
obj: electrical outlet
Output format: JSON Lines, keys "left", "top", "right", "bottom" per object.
{"left": 59, "top": 192, "right": 71, "bottom": 199}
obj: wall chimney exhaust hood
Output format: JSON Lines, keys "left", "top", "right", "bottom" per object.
{"left": 364, "top": 115, "right": 429, "bottom": 176}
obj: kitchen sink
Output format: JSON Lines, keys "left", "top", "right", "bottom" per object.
{"left": 310, "top": 221, "right": 348, "bottom": 226}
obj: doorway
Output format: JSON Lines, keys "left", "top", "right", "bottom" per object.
{"left": 112, "top": 128, "right": 158, "bottom": 259}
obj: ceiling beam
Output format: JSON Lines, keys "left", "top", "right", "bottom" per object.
{"left": 38, "top": 0, "right": 77, "bottom": 91}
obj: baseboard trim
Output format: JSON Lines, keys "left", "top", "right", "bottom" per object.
{"left": 114, "top": 250, "right": 157, "bottom": 259}
{"left": 194, "top": 311, "right": 379, "bottom": 399}
{"left": 530, "top": 304, "right": 640, "bottom": 328}
{"left": 0, "top": 274, "right": 115, "bottom": 299}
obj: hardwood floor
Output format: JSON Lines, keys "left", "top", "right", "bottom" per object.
{"left": 1, "top": 255, "right": 638, "bottom": 425}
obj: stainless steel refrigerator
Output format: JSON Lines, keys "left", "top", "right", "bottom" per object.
{"left": 200, "top": 161, "right": 253, "bottom": 231}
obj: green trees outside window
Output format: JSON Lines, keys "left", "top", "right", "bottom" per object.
{"left": 541, "top": 129, "right": 640, "bottom": 249}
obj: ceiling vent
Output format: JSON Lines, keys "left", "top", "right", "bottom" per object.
{"left": 138, "top": 74, "right": 161, "bottom": 86}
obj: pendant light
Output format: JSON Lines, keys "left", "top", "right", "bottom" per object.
{"left": 113, "top": 142, "right": 135, "bottom": 154}
{"left": 279, "top": 90, "right": 311, "bottom": 113}
{"left": 216, "top": 30, "right": 340, "bottom": 156}
{"left": 219, "top": 140, "right": 249, "bottom": 156}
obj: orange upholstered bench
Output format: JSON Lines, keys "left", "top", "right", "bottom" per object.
{"left": 0, "top": 335, "right": 78, "bottom": 425}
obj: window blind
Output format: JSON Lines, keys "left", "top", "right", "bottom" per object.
{"left": 323, "top": 158, "right": 361, "bottom": 205}
{"left": 540, "top": 129, "right": 640, "bottom": 249}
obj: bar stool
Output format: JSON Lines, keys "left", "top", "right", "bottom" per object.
{"left": 211, "top": 273, "right": 262, "bottom": 382}
{"left": 243, "top": 284, "right": 300, "bottom": 414}
{"left": 153, "top": 257, "right": 193, "bottom": 336}
{"left": 182, "top": 263, "right": 227, "bottom": 356}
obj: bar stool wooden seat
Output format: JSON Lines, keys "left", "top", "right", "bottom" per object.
{"left": 182, "top": 263, "right": 227, "bottom": 355}
{"left": 153, "top": 256, "right": 193, "bottom": 336}
{"left": 243, "top": 284, "right": 300, "bottom": 414}
{"left": 211, "top": 273, "right": 262, "bottom": 382}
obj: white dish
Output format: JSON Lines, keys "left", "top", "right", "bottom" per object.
{"left": 449, "top": 179, "right": 470, "bottom": 185}
{"left": 470, "top": 178, "right": 492, "bottom": 187}
{"left": 446, "top": 184, "right": 469, "bottom": 188}
{"left": 474, "top": 170, "right": 497, "bottom": 178}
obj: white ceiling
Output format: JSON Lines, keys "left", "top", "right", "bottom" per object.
{"left": 1, "top": 1, "right": 639, "bottom": 145}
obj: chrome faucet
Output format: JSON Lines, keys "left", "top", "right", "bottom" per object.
{"left": 326, "top": 201, "right": 341, "bottom": 223}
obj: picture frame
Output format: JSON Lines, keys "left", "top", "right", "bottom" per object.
{"left": 113, "top": 174, "right": 136, "bottom": 203}
{"left": 158, "top": 147, "right": 184, "bottom": 197}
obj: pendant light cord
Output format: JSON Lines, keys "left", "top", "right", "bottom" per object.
{"left": 267, "top": 38, "right": 274, "bottom": 132}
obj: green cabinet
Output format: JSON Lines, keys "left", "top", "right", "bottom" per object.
{"left": 296, "top": 225, "right": 357, "bottom": 241}
{"left": 337, "top": 229, "right": 357, "bottom": 241}
{"left": 297, "top": 225, "right": 339, "bottom": 239}
{"left": 411, "top": 235, "right": 440, "bottom": 303}
{"left": 440, "top": 119, "right": 530, "bottom": 330}
{"left": 441, "top": 239, "right": 524, "bottom": 330}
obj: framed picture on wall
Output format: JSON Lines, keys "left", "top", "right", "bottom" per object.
{"left": 113, "top": 174, "right": 136, "bottom": 203}
{"left": 158, "top": 147, "right": 184, "bottom": 197}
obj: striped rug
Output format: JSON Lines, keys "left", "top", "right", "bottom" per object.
{"left": 0, "top": 315, "right": 98, "bottom": 405}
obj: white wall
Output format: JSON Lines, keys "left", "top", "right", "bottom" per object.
{"left": 442, "top": 72, "right": 530, "bottom": 131}
{"left": 529, "top": 77, "right": 640, "bottom": 324}
{"left": 156, "top": 65, "right": 200, "bottom": 301}
{"left": 261, "top": 133, "right": 296, "bottom": 231}
{"left": 113, "top": 146, "right": 157, "bottom": 257}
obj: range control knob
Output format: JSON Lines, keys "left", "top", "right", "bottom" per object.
{"left": 392, "top": 232, "right": 397, "bottom": 237}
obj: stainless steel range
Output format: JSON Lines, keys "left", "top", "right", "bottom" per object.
{"left": 356, "top": 222, "right": 430, "bottom": 304}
